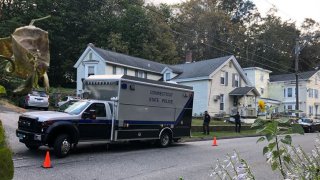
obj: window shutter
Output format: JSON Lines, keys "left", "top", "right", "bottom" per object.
{"left": 239, "top": 78, "right": 242, "bottom": 87}
{"left": 232, "top": 74, "right": 235, "bottom": 87}
{"left": 145, "top": 72, "right": 148, "bottom": 79}
{"left": 225, "top": 72, "right": 228, "bottom": 86}
{"left": 135, "top": 70, "right": 138, "bottom": 77}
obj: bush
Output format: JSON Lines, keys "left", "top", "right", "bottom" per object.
{"left": 0, "top": 121, "right": 14, "bottom": 180}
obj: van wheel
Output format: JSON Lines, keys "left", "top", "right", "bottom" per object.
{"left": 25, "top": 143, "right": 40, "bottom": 150}
{"left": 54, "top": 134, "right": 71, "bottom": 158}
{"left": 158, "top": 132, "right": 172, "bottom": 148}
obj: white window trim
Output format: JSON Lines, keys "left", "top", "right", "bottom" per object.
{"left": 287, "top": 87, "right": 293, "bottom": 98}
{"left": 234, "top": 74, "right": 239, "bottom": 87}
{"left": 84, "top": 63, "right": 97, "bottom": 78}
{"left": 220, "top": 72, "right": 225, "bottom": 85}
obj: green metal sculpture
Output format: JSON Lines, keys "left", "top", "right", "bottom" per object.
{"left": 0, "top": 16, "right": 50, "bottom": 95}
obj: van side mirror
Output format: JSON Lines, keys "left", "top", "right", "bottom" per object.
{"left": 82, "top": 110, "right": 96, "bottom": 119}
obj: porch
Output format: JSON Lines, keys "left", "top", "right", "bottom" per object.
{"left": 229, "top": 87, "right": 260, "bottom": 118}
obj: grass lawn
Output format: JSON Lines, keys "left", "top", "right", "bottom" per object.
{"left": 191, "top": 129, "right": 261, "bottom": 139}
{"left": 192, "top": 118, "right": 230, "bottom": 126}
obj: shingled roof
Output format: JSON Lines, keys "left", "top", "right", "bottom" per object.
{"left": 229, "top": 87, "right": 260, "bottom": 96}
{"left": 91, "top": 46, "right": 182, "bottom": 74}
{"left": 172, "top": 56, "right": 233, "bottom": 79}
{"left": 270, "top": 70, "right": 318, "bottom": 82}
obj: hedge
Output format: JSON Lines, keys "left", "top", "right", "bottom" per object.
{"left": 0, "top": 120, "right": 14, "bottom": 180}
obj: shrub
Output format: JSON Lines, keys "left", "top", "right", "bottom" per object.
{"left": 0, "top": 121, "right": 14, "bottom": 180}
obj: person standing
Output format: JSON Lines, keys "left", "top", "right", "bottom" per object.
{"left": 234, "top": 111, "right": 241, "bottom": 133}
{"left": 203, "top": 111, "right": 211, "bottom": 135}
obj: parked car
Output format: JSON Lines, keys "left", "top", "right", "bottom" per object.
{"left": 20, "top": 90, "right": 49, "bottom": 110}
{"left": 225, "top": 117, "right": 245, "bottom": 124}
{"left": 57, "top": 96, "right": 79, "bottom": 107}
{"left": 298, "top": 118, "right": 320, "bottom": 133}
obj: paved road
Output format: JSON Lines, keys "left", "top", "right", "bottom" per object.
{"left": 0, "top": 109, "right": 318, "bottom": 180}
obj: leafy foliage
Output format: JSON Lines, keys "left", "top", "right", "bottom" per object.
{"left": 0, "top": 0, "right": 319, "bottom": 92}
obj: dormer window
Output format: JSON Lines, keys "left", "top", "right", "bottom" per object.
{"left": 165, "top": 72, "right": 171, "bottom": 81}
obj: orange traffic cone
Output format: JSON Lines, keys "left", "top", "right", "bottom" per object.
{"left": 42, "top": 151, "right": 52, "bottom": 168}
{"left": 212, "top": 137, "right": 218, "bottom": 146}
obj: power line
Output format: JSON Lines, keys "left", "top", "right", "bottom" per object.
{"left": 137, "top": 2, "right": 295, "bottom": 72}
{"left": 171, "top": 30, "right": 291, "bottom": 73}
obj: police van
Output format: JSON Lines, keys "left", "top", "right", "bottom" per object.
{"left": 16, "top": 75, "right": 193, "bottom": 157}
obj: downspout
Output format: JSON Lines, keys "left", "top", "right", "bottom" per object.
{"left": 208, "top": 79, "right": 214, "bottom": 113}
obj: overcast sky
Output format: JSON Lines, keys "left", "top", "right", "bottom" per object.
{"left": 146, "top": 0, "right": 320, "bottom": 26}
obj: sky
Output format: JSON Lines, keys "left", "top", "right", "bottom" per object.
{"left": 146, "top": 0, "right": 320, "bottom": 26}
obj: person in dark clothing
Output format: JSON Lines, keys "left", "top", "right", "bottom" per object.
{"left": 203, "top": 111, "right": 211, "bottom": 135}
{"left": 234, "top": 111, "right": 241, "bottom": 133}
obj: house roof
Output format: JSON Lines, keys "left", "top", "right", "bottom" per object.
{"left": 229, "top": 87, "right": 260, "bottom": 96}
{"left": 270, "top": 70, "right": 318, "bottom": 82}
{"left": 172, "top": 56, "right": 233, "bottom": 79}
{"left": 90, "top": 45, "right": 182, "bottom": 74}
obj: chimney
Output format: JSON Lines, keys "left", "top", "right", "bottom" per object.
{"left": 88, "top": 43, "right": 95, "bottom": 47}
{"left": 185, "top": 50, "right": 192, "bottom": 63}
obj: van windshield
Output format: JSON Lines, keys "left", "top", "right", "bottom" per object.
{"left": 64, "top": 101, "right": 90, "bottom": 115}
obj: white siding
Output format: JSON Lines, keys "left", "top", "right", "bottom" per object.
{"left": 178, "top": 80, "right": 209, "bottom": 116}
{"left": 208, "top": 62, "right": 249, "bottom": 115}
{"left": 76, "top": 49, "right": 106, "bottom": 95}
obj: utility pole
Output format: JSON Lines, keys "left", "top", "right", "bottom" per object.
{"left": 295, "top": 38, "right": 300, "bottom": 118}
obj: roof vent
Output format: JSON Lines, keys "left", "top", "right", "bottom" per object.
{"left": 148, "top": 64, "right": 151, "bottom": 67}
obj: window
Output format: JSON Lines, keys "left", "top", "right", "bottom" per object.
{"left": 287, "top": 105, "right": 293, "bottom": 110}
{"left": 260, "top": 74, "right": 264, "bottom": 82}
{"left": 315, "top": 89, "right": 319, "bottom": 99}
{"left": 235, "top": 74, "right": 239, "bottom": 87}
{"left": 220, "top": 94, "right": 224, "bottom": 111}
{"left": 89, "top": 52, "right": 92, "bottom": 60}
{"left": 124, "top": 67, "right": 127, "bottom": 75}
{"left": 112, "top": 66, "right": 116, "bottom": 75}
{"left": 287, "top": 88, "right": 292, "bottom": 97}
{"left": 220, "top": 72, "right": 228, "bottom": 86}
{"left": 245, "top": 73, "right": 247, "bottom": 76}
{"left": 165, "top": 72, "right": 171, "bottom": 81}
{"left": 136, "top": 70, "right": 145, "bottom": 78}
{"left": 220, "top": 72, "right": 225, "bottom": 85}
{"left": 232, "top": 74, "right": 239, "bottom": 87}
{"left": 88, "top": 66, "right": 95, "bottom": 77}
{"left": 309, "top": 106, "right": 314, "bottom": 115}
{"left": 309, "top": 89, "right": 314, "bottom": 98}
{"left": 86, "top": 103, "right": 106, "bottom": 117}
{"left": 260, "top": 88, "right": 264, "bottom": 95}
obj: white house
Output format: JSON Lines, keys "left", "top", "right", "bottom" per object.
{"left": 74, "top": 44, "right": 259, "bottom": 117}
{"left": 269, "top": 70, "right": 320, "bottom": 118}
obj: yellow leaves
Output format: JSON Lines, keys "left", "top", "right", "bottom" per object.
{"left": 258, "top": 100, "right": 266, "bottom": 112}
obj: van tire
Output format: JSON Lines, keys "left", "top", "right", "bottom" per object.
{"left": 158, "top": 131, "right": 172, "bottom": 148}
{"left": 54, "top": 134, "right": 71, "bottom": 158}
